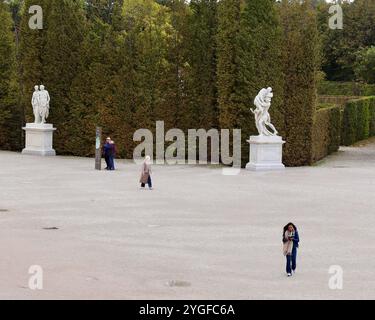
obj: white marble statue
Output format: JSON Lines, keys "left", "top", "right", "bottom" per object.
{"left": 31, "top": 85, "right": 51, "bottom": 124}
{"left": 250, "top": 87, "right": 278, "bottom": 136}
{"left": 31, "top": 85, "right": 41, "bottom": 124}
{"left": 38, "top": 85, "right": 50, "bottom": 124}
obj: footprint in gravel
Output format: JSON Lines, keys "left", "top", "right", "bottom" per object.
{"left": 166, "top": 280, "right": 191, "bottom": 288}
{"left": 43, "top": 227, "right": 59, "bottom": 230}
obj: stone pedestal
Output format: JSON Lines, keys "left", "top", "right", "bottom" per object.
{"left": 22, "top": 123, "right": 56, "bottom": 156}
{"left": 246, "top": 135, "right": 285, "bottom": 171}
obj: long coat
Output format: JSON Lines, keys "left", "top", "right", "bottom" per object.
{"left": 140, "top": 162, "right": 151, "bottom": 184}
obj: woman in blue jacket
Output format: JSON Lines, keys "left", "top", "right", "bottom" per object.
{"left": 282, "top": 223, "right": 300, "bottom": 277}
{"left": 103, "top": 137, "right": 112, "bottom": 170}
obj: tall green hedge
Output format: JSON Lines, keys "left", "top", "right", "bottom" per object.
{"left": 279, "top": 0, "right": 321, "bottom": 166}
{"left": 0, "top": 1, "right": 21, "bottom": 151}
{"left": 217, "top": 0, "right": 283, "bottom": 167}
{"left": 370, "top": 98, "right": 375, "bottom": 136}
{"left": 312, "top": 105, "right": 341, "bottom": 162}
{"left": 313, "top": 97, "right": 375, "bottom": 162}
{"left": 342, "top": 97, "right": 375, "bottom": 146}
{"left": 6, "top": 0, "right": 371, "bottom": 168}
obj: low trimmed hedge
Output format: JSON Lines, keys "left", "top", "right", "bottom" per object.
{"left": 341, "top": 97, "right": 375, "bottom": 146}
{"left": 370, "top": 98, "right": 375, "bottom": 136}
{"left": 318, "top": 95, "right": 360, "bottom": 107}
{"left": 312, "top": 104, "right": 341, "bottom": 162}
{"left": 319, "top": 81, "right": 375, "bottom": 96}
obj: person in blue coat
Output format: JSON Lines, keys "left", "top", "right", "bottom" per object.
{"left": 282, "top": 222, "right": 300, "bottom": 277}
{"left": 109, "top": 139, "right": 117, "bottom": 171}
{"left": 103, "top": 137, "right": 112, "bottom": 170}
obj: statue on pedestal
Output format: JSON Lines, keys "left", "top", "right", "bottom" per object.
{"left": 250, "top": 87, "right": 278, "bottom": 136}
{"left": 23, "top": 84, "right": 55, "bottom": 156}
{"left": 246, "top": 87, "right": 285, "bottom": 171}
{"left": 31, "top": 85, "right": 51, "bottom": 124}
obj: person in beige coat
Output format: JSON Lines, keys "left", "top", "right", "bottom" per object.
{"left": 140, "top": 155, "right": 153, "bottom": 190}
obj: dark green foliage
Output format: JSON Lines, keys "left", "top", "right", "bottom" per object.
{"left": 0, "top": 1, "right": 22, "bottom": 150}
{"left": 85, "top": 0, "right": 118, "bottom": 24}
{"left": 217, "top": 0, "right": 284, "bottom": 166}
{"left": 312, "top": 105, "right": 341, "bottom": 162}
{"left": 185, "top": 0, "right": 218, "bottom": 130}
{"left": 216, "top": 0, "right": 241, "bottom": 131}
{"left": 42, "top": 0, "right": 87, "bottom": 154}
{"left": 356, "top": 99, "right": 370, "bottom": 141}
{"left": 341, "top": 97, "right": 375, "bottom": 146}
{"left": 369, "top": 98, "right": 375, "bottom": 136}
{"left": 355, "top": 46, "right": 375, "bottom": 84}
{"left": 18, "top": 0, "right": 50, "bottom": 124}
{"left": 319, "top": 81, "right": 375, "bottom": 96}
{"left": 318, "top": 0, "right": 375, "bottom": 82}
{"left": 328, "top": 107, "right": 342, "bottom": 154}
{"left": 341, "top": 100, "right": 358, "bottom": 146}
{"left": 314, "top": 97, "right": 375, "bottom": 161}
{"left": 280, "top": 0, "right": 321, "bottom": 166}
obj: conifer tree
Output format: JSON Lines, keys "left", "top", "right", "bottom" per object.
{"left": 42, "top": 0, "right": 86, "bottom": 153}
{"left": 0, "top": 1, "right": 20, "bottom": 150}
{"left": 122, "top": 0, "right": 175, "bottom": 133}
{"left": 217, "top": 0, "right": 284, "bottom": 166}
{"left": 187, "top": 0, "right": 218, "bottom": 130}
{"left": 67, "top": 0, "right": 137, "bottom": 158}
{"left": 280, "top": 0, "right": 321, "bottom": 166}
{"left": 18, "top": 0, "right": 50, "bottom": 124}
{"left": 216, "top": 0, "right": 241, "bottom": 131}
{"left": 156, "top": 0, "right": 192, "bottom": 132}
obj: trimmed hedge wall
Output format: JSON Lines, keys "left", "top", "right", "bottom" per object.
{"left": 341, "top": 97, "right": 375, "bottom": 146}
{"left": 319, "top": 81, "right": 375, "bottom": 96}
{"left": 280, "top": 0, "right": 320, "bottom": 167}
{"left": 370, "top": 98, "right": 375, "bottom": 136}
{"left": 318, "top": 95, "right": 360, "bottom": 107}
{"left": 312, "top": 105, "right": 341, "bottom": 162}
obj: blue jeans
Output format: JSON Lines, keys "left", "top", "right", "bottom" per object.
{"left": 286, "top": 247, "right": 297, "bottom": 274}
{"left": 141, "top": 175, "right": 152, "bottom": 188}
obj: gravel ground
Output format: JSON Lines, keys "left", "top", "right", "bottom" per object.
{"left": 0, "top": 142, "right": 374, "bottom": 300}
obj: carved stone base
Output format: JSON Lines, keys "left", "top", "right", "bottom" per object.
{"left": 246, "top": 135, "right": 285, "bottom": 171}
{"left": 22, "top": 123, "right": 56, "bottom": 156}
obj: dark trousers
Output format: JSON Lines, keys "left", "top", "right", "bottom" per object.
{"left": 141, "top": 175, "right": 152, "bottom": 188}
{"left": 109, "top": 156, "right": 115, "bottom": 170}
{"left": 286, "top": 247, "right": 297, "bottom": 274}
{"left": 104, "top": 155, "right": 110, "bottom": 169}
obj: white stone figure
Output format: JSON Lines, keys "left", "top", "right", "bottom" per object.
{"left": 38, "top": 85, "right": 50, "bottom": 124}
{"left": 31, "top": 85, "right": 41, "bottom": 124}
{"left": 251, "top": 87, "right": 278, "bottom": 136}
{"left": 246, "top": 87, "right": 285, "bottom": 171}
{"left": 23, "top": 85, "right": 55, "bottom": 156}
